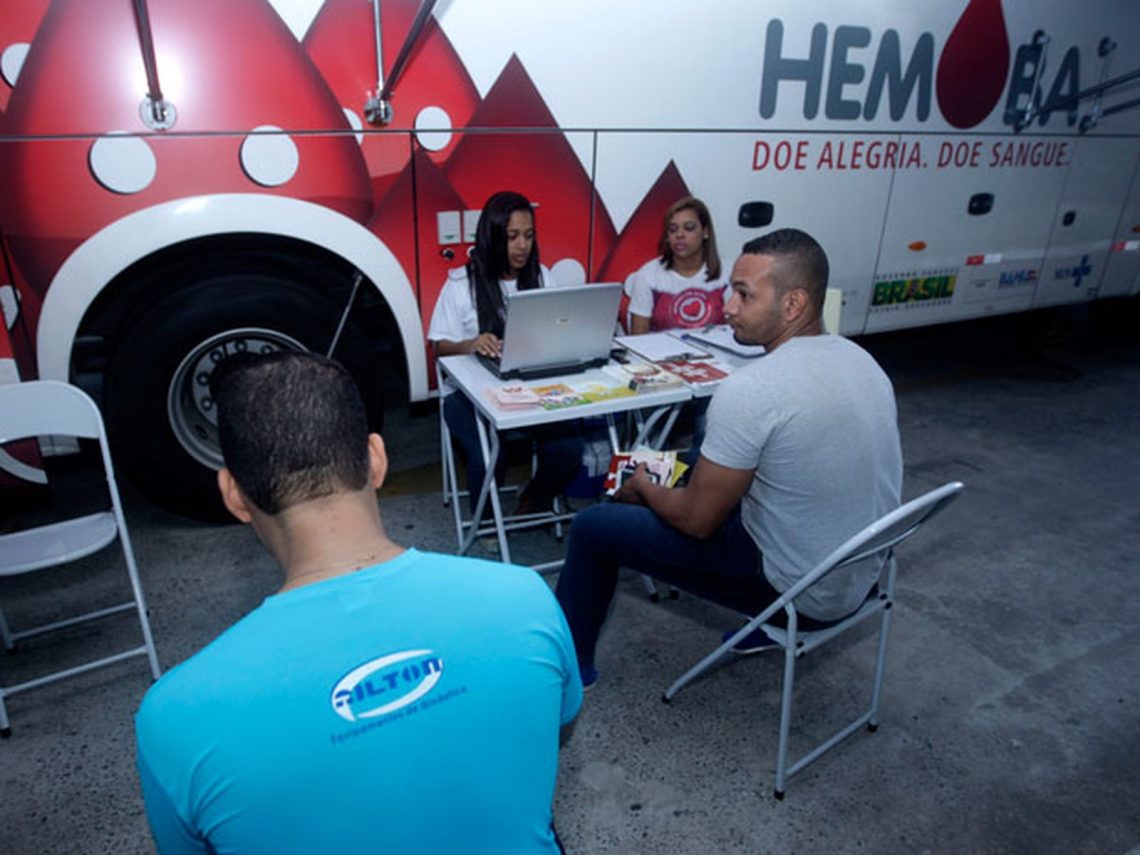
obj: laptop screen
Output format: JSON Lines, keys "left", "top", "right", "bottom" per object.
{"left": 496, "top": 283, "right": 622, "bottom": 376}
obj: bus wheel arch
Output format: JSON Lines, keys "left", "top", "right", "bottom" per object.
{"left": 89, "top": 239, "right": 402, "bottom": 520}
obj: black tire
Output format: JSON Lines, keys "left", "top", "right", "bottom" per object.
{"left": 104, "top": 273, "right": 383, "bottom": 521}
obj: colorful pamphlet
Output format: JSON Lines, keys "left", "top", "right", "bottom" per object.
{"left": 601, "top": 361, "right": 685, "bottom": 391}
{"left": 486, "top": 384, "right": 541, "bottom": 409}
{"left": 603, "top": 449, "right": 689, "bottom": 495}
{"left": 487, "top": 378, "right": 637, "bottom": 411}
{"left": 577, "top": 383, "right": 638, "bottom": 404}
{"left": 531, "top": 383, "right": 589, "bottom": 410}
{"left": 657, "top": 359, "right": 730, "bottom": 385}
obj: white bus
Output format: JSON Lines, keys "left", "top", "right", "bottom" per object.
{"left": 1, "top": 0, "right": 1137, "bottom": 516}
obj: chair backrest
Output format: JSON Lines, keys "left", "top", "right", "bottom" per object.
{"left": 0, "top": 381, "right": 106, "bottom": 444}
{"left": 773, "top": 481, "right": 964, "bottom": 614}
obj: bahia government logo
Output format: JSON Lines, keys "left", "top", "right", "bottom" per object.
{"left": 331, "top": 649, "right": 444, "bottom": 723}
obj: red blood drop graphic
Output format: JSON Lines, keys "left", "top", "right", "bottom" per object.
{"left": 936, "top": 0, "right": 1011, "bottom": 129}
{"left": 443, "top": 55, "right": 616, "bottom": 278}
{"left": 0, "top": 232, "right": 42, "bottom": 352}
{"left": 596, "top": 161, "right": 691, "bottom": 283}
{"left": 369, "top": 149, "right": 466, "bottom": 330}
{"left": 0, "top": 0, "right": 372, "bottom": 295}
{"left": 0, "top": 0, "right": 50, "bottom": 113}
{"left": 304, "top": 0, "right": 479, "bottom": 186}
{"left": 366, "top": 149, "right": 469, "bottom": 384}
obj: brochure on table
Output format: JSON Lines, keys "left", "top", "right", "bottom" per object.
{"left": 675, "top": 325, "right": 766, "bottom": 358}
{"left": 484, "top": 353, "right": 698, "bottom": 411}
{"left": 615, "top": 332, "right": 707, "bottom": 362}
{"left": 616, "top": 327, "right": 760, "bottom": 383}
{"left": 655, "top": 359, "right": 729, "bottom": 385}
{"left": 486, "top": 374, "right": 635, "bottom": 412}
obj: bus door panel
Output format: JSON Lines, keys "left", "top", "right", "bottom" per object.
{"left": 1036, "top": 138, "right": 1139, "bottom": 306}
{"left": 869, "top": 134, "right": 1069, "bottom": 332}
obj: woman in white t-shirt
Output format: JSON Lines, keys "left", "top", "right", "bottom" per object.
{"left": 428, "top": 190, "right": 583, "bottom": 515}
{"left": 625, "top": 196, "right": 730, "bottom": 334}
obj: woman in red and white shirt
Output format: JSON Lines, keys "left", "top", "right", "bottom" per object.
{"left": 626, "top": 196, "right": 730, "bottom": 334}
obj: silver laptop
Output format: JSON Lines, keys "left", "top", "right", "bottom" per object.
{"left": 477, "top": 283, "right": 622, "bottom": 380}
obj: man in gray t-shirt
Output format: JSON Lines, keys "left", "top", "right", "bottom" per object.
{"left": 555, "top": 228, "right": 902, "bottom": 685}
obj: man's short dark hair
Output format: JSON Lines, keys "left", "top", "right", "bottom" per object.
{"left": 741, "top": 228, "right": 829, "bottom": 315}
{"left": 214, "top": 351, "right": 370, "bottom": 514}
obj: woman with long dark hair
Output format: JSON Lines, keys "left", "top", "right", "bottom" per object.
{"left": 428, "top": 191, "right": 583, "bottom": 515}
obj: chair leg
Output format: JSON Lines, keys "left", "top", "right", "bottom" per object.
{"left": 867, "top": 604, "right": 893, "bottom": 731}
{"left": 116, "top": 524, "right": 162, "bottom": 680}
{"left": 441, "top": 420, "right": 467, "bottom": 551}
{"left": 553, "top": 495, "right": 564, "bottom": 541}
{"left": 0, "top": 604, "right": 13, "bottom": 651}
{"left": 663, "top": 630, "right": 742, "bottom": 701}
{"left": 773, "top": 641, "right": 798, "bottom": 799}
{"left": 440, "top": 412, "right": 452, "bottom": 506}
{"left": 1, "top": 606, "right": 15, "bottom": 735}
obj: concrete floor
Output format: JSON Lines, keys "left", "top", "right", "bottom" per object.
{"left": 1, "top": 302, "right": 1139, "bottom": 854}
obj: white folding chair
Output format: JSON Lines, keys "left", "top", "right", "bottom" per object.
{"left": 663, "top": 481, "right": 964, "bottom": 797}
{"left": 0, "top": 380, "right": 162, "bottom": 737}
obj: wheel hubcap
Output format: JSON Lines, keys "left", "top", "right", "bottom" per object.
{"left": 168, "top": 327, "right": 306, "bottom": 469}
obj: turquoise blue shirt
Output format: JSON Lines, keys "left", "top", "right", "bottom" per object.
{"left": 136, "top": 549, "right": 581, "bottom": 854}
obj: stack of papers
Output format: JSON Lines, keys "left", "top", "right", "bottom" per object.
{"left": 486, "top": 384, "right": 541, "bottom": 409}
{"left": 675, "top": 325, "right": 765, "bottom": 358}
{"left": 615, "top": 332, "right": 709, "bottom": 362}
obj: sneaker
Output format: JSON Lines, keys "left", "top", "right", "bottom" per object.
{"left": 580, "top": 663, "right": 598, "bottom": 691}
{"left": 722, "top": 626, "right": 778, "bottom": 655}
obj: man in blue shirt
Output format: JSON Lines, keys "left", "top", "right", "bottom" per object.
{"left": 135, "top": 352, "right": 581, "bottom": 854}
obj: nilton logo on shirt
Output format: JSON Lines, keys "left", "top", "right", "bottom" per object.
{"left": 330, "top": 650, "right": 444, "bottom": 723}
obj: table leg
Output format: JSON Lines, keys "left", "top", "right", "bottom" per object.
{"left": 628, "top": 403, "right": 682, "bottom": 449}
{"left": 461, "top": 413, "right": 511, "bottom": 563}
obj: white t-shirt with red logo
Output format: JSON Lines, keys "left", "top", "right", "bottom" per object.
{"left": 626, "top": 258, "right": 732, "bottom": 331}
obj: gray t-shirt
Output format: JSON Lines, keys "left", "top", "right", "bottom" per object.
{"left": 702, "top": 335, "right": 902, "bottom": 620}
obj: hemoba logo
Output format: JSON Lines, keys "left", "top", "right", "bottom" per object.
{"left": 330, "top": 649, "right": 444, "bottom": 723}
{"left": 759, "top": 0, "right": 1084, "bottom": 129}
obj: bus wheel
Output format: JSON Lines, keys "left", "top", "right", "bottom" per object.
{"left": 104, "top": 276, "right": 382, "bottom": 521}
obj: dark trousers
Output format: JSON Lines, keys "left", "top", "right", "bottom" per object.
{"left": 554, "top": 503, "right": 778, "bottom": 668}
{"left": 443, "top": 392, "right": 585, "bottom": 508}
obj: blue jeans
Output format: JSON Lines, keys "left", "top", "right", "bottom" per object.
{"left": 443, "top": 393, "right": 585, "bottom": 509}
{"left": 554, "top": 503, "right": 778, "bottom": 669}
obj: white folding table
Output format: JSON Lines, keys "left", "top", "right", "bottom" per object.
{"left": 437, "top": 355, "right": 692, "bottom": 570}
